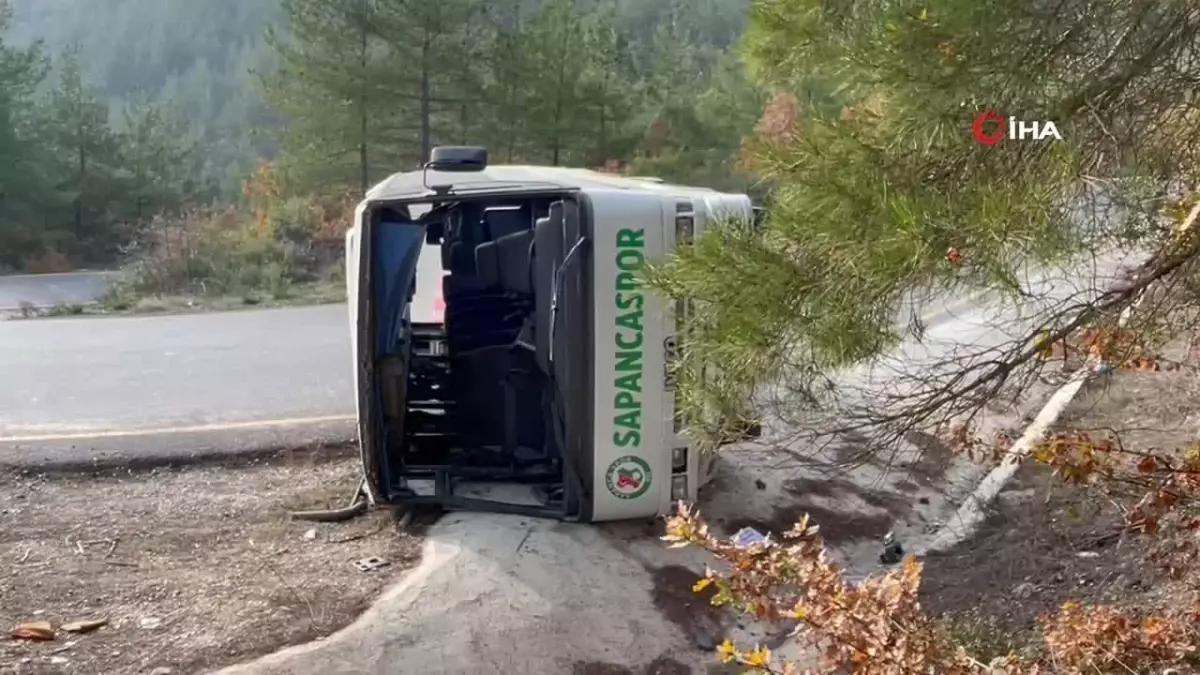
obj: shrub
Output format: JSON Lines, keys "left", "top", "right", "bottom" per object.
{"left": 113, "top": 188, "right": 351, "bottom": 301}
{"left": 665, "top": 503, "right": 1199, "bottom": 674}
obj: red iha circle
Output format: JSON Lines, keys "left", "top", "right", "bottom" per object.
{"left": 972, "top": 111, "right": 1005, "bottom": 145}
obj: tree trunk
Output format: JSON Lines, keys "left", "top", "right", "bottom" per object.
{"left": 419, "top": 30, "right": 432, "bottom": 165}
{"left": 75, "top": 118, "right": 85, "bottom": 236}
{"left": 358, "top": 8, "right": 369, "bottom": 194}
{"left": 551, "top": 27, "right": 570, "bottom": 165}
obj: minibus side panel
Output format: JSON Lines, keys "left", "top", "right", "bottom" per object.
{"left": 589, "top": 191, "right": 668, "bottom": 521}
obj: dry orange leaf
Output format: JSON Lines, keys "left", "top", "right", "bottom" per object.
{"left": 10, "top": 621, "right": 54, "bottom": 641}
{"left": 61, "top": 618, "right": 108, "bottom": 634}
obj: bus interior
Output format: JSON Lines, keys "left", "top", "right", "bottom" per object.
{"left": 363, "top": 191, "right": 592, "bottom": 519}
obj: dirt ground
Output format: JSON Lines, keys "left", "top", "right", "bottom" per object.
{"left": 919, "top": 362, "right": 1200, "bottom": 661}
{"left": 1, "top": 446, "right": 424, "bottom": 675}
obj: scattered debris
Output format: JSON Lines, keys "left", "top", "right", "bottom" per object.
{"left": 139, "top": 617, "right": 163, "bottom": 630}
{"left": 353, "top": 556, "right": 389, "bottom": 572}
{"left": 1013, "top": 582, "right": 1037, "bottom": 599}
{"left": 61, "top": 618, "right": 107, "bottom": 634}
{"left": 880, "top": 531, "right": 904, "bottom": 564}
{"left": 49, "top": 640, "right": 76, "bottom": 653}
{"left": 290, "top": 480, "right": 369, "bottom": 523}
{"left": 10, "top": 621, "right": 55, "bottom": 641}
{"left": 732, "top": 526, "right": 768, "bottom": 549}
{"left": 303, "top": 528, "right": 317, "bottom": 541}
{"left": 1076, "top": 551, "right": 1100, "bottom": 558}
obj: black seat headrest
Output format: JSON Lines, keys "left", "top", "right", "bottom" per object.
{"left": 495, "top": 230, "right": 534, "bottom": 294}
{"left": 484, "top": 208, "right": 528, "bottom": 240}
{"left": 475, "top": 242, "right": 500, "bottom": 287}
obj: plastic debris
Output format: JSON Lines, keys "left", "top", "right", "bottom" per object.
{"left": 61, "top": 618, "right": 107, "bottom": 634}
{"left": 353, "top": 556, "right": 390, "bottom": 572}
{"left": 10, "top": 621, "right": 54, "bottom": 641}
{"left": 880, "top": 531, "right": 904, "bottom": 564}
{"left": 732, "top": 527, "right": 769, "bottom": 549}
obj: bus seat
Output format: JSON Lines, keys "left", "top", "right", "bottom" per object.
{"left": 495, "top": 229, "right": 534, "bottom": 294}
{"left": 450, "top": 241, "right": 477, "bottom": 275}
{"left": 475, "top": 242, "right": 500, "bottom": 287}
{"left": 484, "top": 208, "right": 528, "bottom": 240}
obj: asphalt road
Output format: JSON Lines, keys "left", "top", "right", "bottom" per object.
{"left": 0, "top": 244, "right": 448, "bottom": 469}
{"left": 0, "top": 271, "right": 118, "bottom": 310}
{"left": 0, "top": 242, "right": 1139, "bottom": 473}
{"left": 0, "top": 304, "right": 356, "bottom": 468}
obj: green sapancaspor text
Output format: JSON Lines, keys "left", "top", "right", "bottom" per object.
{"left": 613, "top": 228, "right": 645, "bottom": 447}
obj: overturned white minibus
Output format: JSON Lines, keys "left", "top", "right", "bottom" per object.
{"left": 346, "top": 146, "right": 758, "bottom": 521}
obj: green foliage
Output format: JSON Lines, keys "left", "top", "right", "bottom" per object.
{"left": 2, "top": 0, "right": 763, "bottom": 269}
{"left": 261, "top": 0, "right": 762, "bottom": 193}
{"left": 0, "top": 24, "right": 205, "bottom": 269}
{"left": 8, "top": 0, "right": 280, "bottom": 194}
{"left": 0, "top": 1, "right": 53, "bottom": 266}
{"left": 653, "top": 0, "right": 1200, "bottom": 441}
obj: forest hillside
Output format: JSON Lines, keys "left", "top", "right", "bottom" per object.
{"left": 1, "top": 0, "right": 764, "bottom": 272}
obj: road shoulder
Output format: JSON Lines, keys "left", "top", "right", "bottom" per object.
{"left": 1, "top": 446, "right": 422, "bottom": 674}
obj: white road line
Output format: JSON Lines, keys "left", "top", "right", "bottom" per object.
{"left": 0, "top": 414, "right": 356, "bottom": 443}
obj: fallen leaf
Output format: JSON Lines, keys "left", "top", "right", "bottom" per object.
{"left": 61, "top": 619, "right": 107, "bottom": 634}
{"left": 10, "top": 621, "right": 55, "bottom": 641}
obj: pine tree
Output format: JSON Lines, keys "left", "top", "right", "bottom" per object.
{"left": 262, "top": 0, "right": 397, "bottom": 193}
{"left": 0, "top": 0, "right": 52, "bottom": 268}
{"left": 653, "top": 0, "right": 1200, "bottom": 443}
{"left": 521, "top": 0, "right": 606, "bottom": 165}
{"left": 38, "top": 46, "right": 125, "bottom": 260}
{"left": 263, "top": 0, "right": 488, "bottom": 193}
{"left": 116, "top": 100, "right": 202, "bottom": 223}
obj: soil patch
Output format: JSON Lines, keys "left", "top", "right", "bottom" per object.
{"left": 919, "top": 365, "right": 1200, "bottom": 660}
{"left": 919, "top": 464, "right": 1157, "bottom": 657}
{"left": 1, "top": 447, "right": 424, "bottom": 674}
{"left": 828, "top": 430, "right": 881, "bottom": 467}
{"left": 900, "top": 430, "right": 956, "bottom": 484}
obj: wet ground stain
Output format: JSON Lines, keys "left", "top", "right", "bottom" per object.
{"left": 649, "top": 564, "right": 728, "bottom": 652}
{"left": 572, "top": 655, "right": 695, "bottom": 674}
{"left": 717, "top": 474, "right": 912, "bottom": 545}
{"left": 902, "top": 430, "right": 957, "bottom": 484}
